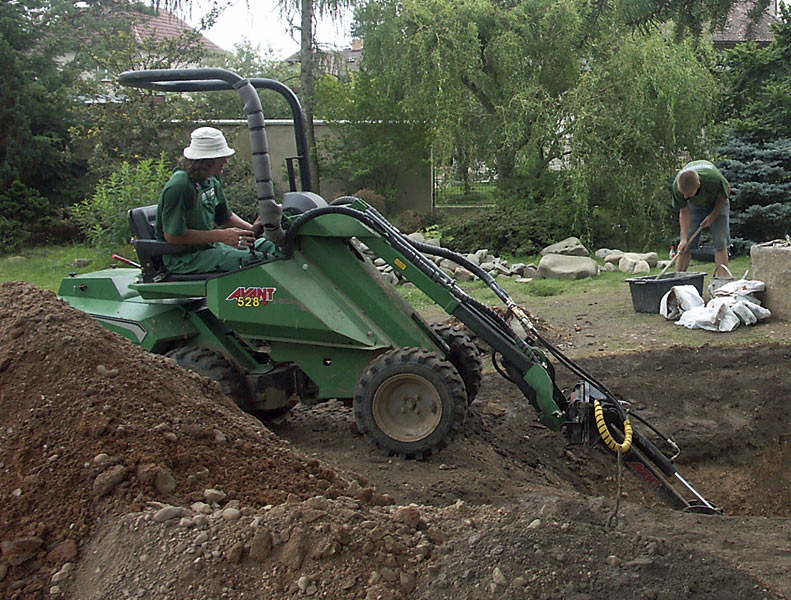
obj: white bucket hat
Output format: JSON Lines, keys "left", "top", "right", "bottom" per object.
{"left": 183, "top": 127, "right": 235, "bottom": 160}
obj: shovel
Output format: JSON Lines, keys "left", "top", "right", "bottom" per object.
{"left": 655, "top": 223, "right": 704, "bottom": 279}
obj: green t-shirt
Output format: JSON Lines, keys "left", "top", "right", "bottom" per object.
{"left": 155, "top": 169, "right": 232, "bottom": 249}
{"left": 671, "top": 160, "right": 730, "bottom": 211}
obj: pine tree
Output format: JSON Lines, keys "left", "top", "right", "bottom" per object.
{"left": 716, "top": 132, "right": 791, "bottom": 246}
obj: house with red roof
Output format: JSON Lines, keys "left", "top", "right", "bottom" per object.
{"left": 130, "top": 8, "right": 225, "bottom": 55}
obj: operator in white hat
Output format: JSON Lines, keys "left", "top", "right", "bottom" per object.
{"left": 155, "top": 127, "right": 276, "bottom": 273}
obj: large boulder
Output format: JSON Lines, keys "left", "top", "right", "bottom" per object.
{"left": 603, "top": 250, "right": 625, "bottom": 265}
{"left": 540, "top": 237, "right": 589, "bottom": 257}
{"left": 538, "top": 254, "right": 599, "bottom": 280}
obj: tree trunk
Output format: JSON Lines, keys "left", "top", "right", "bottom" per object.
{"left": 300, "top": 0, "right": 321, "bottom": 194}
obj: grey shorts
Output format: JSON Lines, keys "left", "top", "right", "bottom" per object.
{"left": 688, "top": 202, "right": 730, "bottom": 251}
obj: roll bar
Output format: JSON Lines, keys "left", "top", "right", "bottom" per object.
{"left": 119, "top": 68, "right": 313, "bottom": 244}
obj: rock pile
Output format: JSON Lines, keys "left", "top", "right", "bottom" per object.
{"left": 357, "top": 234, "right": 671, "bottom": 283}
{"left": 597, "top": 249, "right": 660, "bottom": 275}
{"left": 357, "top": 233, "right": 535, "bottom": 286}
{"left": 73, "top": 490, "right": 445, "bottom": 600}
{"left": 537, "top": 237, "right": 599, "bottom": 280}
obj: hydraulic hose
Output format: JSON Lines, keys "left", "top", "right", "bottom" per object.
{"left": 594, "top": 400, "right": 633, "bottom": 452}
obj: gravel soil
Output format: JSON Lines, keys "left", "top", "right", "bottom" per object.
{"left": 1, "top": 280, "right": 790, "bottom": 600}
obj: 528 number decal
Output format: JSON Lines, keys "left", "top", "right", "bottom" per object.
{"left": 236, "top": 297, "right": 262, "bottom": 307}
{"left": 225, "top": 286, "right": 277, "bottom": 307}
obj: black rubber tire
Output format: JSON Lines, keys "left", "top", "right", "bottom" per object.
{"left": 430, "top": 323, "right": 483, "bottom": 404}
{"left": 353, "top": 347, "right": 467, "bottom": 460}
{"left": 166, "top": 346, "right": 252, "bottom": 411}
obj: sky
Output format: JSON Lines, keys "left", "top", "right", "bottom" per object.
{"left": 186, "top": 0, "right": 354, "bottom": 60}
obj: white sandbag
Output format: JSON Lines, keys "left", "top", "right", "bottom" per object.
{"left": 677, "top": 305, "right": 719, "bottom": 331}
{"left": 712, "top": 279, "right": 766, "bottom": 298}
{"left": 742, "top": 299, "right": 771, "bottom": 321}
{"left": 717, "top": 304, "right": 741, "bottom": 332}
{"left": 731, "top": 301, "right": 757, "bottom": 326}
{"left": 707, "top": 297, "right": 742, "bottom": 331}
{"left": 676, "top": 301, "right": 740, "bottom": 332}
{"left": 660, "top": 285, "right": 704, "bottom": 320}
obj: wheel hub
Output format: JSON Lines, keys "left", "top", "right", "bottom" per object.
{"left": 372, "top": 373, "right": 442, "bottom": 443}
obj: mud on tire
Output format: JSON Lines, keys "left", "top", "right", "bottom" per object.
{"left": 166, "top": 346, "right": 252, "bottom": 411}
{"left": 431, "top": 323, "right": 483, "bottom": 404}
{"left": 353, "top": 347, "right": 467, "bottom": 460}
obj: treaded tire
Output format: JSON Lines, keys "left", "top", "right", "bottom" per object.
{"left": 353, "top": 347, "right": 467, "bottom": 460}
{"left": 430, "top": 323, "right": 483, "bottom": 404}
{"left": 166, "top": 346, "right": 252, "bottom": 411}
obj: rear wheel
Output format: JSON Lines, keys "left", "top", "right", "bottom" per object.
{"left": 353, "top": 347, "right": 467, "bottom": 460}
{"left": 166, "top": 346, "right": 252, "bottom": 411}
{"left": 431, "top": 323, "right": 483, "bottom": 404}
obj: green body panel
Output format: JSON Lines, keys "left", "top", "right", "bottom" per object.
{"left": 58, "top": 269, "right": 202, "bottom": 352}
{"left": 268, "top": 342, "right": 383, "bottom": 399}
{"left": 58, "top": 211, "right": 447, "bottom": 401}
{"left": 133, "top": 279, "right": 208, "bottom": 300}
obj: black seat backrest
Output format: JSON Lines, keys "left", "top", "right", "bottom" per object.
{"left": 128, "top": 205, "right": 158, "bottom": 240}
{"left": 126, "top": 204, "right": 229, "bottom": 284}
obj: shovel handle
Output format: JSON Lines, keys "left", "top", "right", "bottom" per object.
{"left": 656, "top": 224, "right": 704, "bottom": 279}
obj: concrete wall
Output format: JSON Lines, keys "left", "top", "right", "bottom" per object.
{"left": 750, "top": 244, "right": 791, "bottom": 321}
{"left": 219, "top": 120, "right": 432, "bottom": 215}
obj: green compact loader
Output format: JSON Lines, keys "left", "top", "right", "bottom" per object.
{"left": 60, "top": 68, "right": 719, "bottom": 514}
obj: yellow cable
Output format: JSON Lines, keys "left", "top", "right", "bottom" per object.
{"left": 594, "top": 400, "right": 633, "bottom": 453}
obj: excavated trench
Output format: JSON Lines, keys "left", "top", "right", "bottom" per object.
{"left": 555, "top": 345, "right": 791, "bottom": 518}
{"left": 269, "top": 343, "right": 791, "bottom": 519}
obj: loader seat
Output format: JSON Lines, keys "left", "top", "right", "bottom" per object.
{"left": 128, "top": 205, "right": 224, "bottom": 283}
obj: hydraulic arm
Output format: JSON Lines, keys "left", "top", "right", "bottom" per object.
{"left": 285, "top": 199, "right": 722, "bottom": 515}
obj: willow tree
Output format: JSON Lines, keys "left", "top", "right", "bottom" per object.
{"left": 567, "top": 30, "right": 719, "bottom": 248}
{"left": 350, "top": 0, "right": 724, "bottom": 248}
{"left": 356, "top": 0, "right": 583, "bottom": 184}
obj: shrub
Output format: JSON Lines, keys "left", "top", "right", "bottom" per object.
{"left": 0, "top": 181, "right": 52, "bottom": 254}
{"left": 716, "top": 132, "right": 791, "bottom": 243}
{"left": 437, "top": 201, "right": 574, "bottom": 255}
{"left": 729, "top": 237, "right": 754, "bottom": 257}
{"left": 71, "top": 154, "right": 172, "bottom": 251}
{"left": 395, "top": 209, "right": 426, "bottom": 234}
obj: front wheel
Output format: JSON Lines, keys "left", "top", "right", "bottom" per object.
{"left": 353, "top": 348, "right": 467, "bottom": 460}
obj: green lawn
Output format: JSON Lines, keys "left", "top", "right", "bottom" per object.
{"left": 0, "top": 245, "right": 117, "bottom": 292}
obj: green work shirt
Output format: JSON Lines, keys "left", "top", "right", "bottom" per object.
{"left": 671, "top": 160, "right": 730, "bottom": 211}
{"left": 155, "top": 169, "right": 232, "bottom": 247}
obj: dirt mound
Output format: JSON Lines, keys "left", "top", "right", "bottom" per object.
{"left": 0, "top": 282, "right": 441, "bottom": 599}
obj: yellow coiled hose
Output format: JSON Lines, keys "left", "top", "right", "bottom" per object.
{"left": 593, "top": 400, "right": 633, "bottom": 453}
